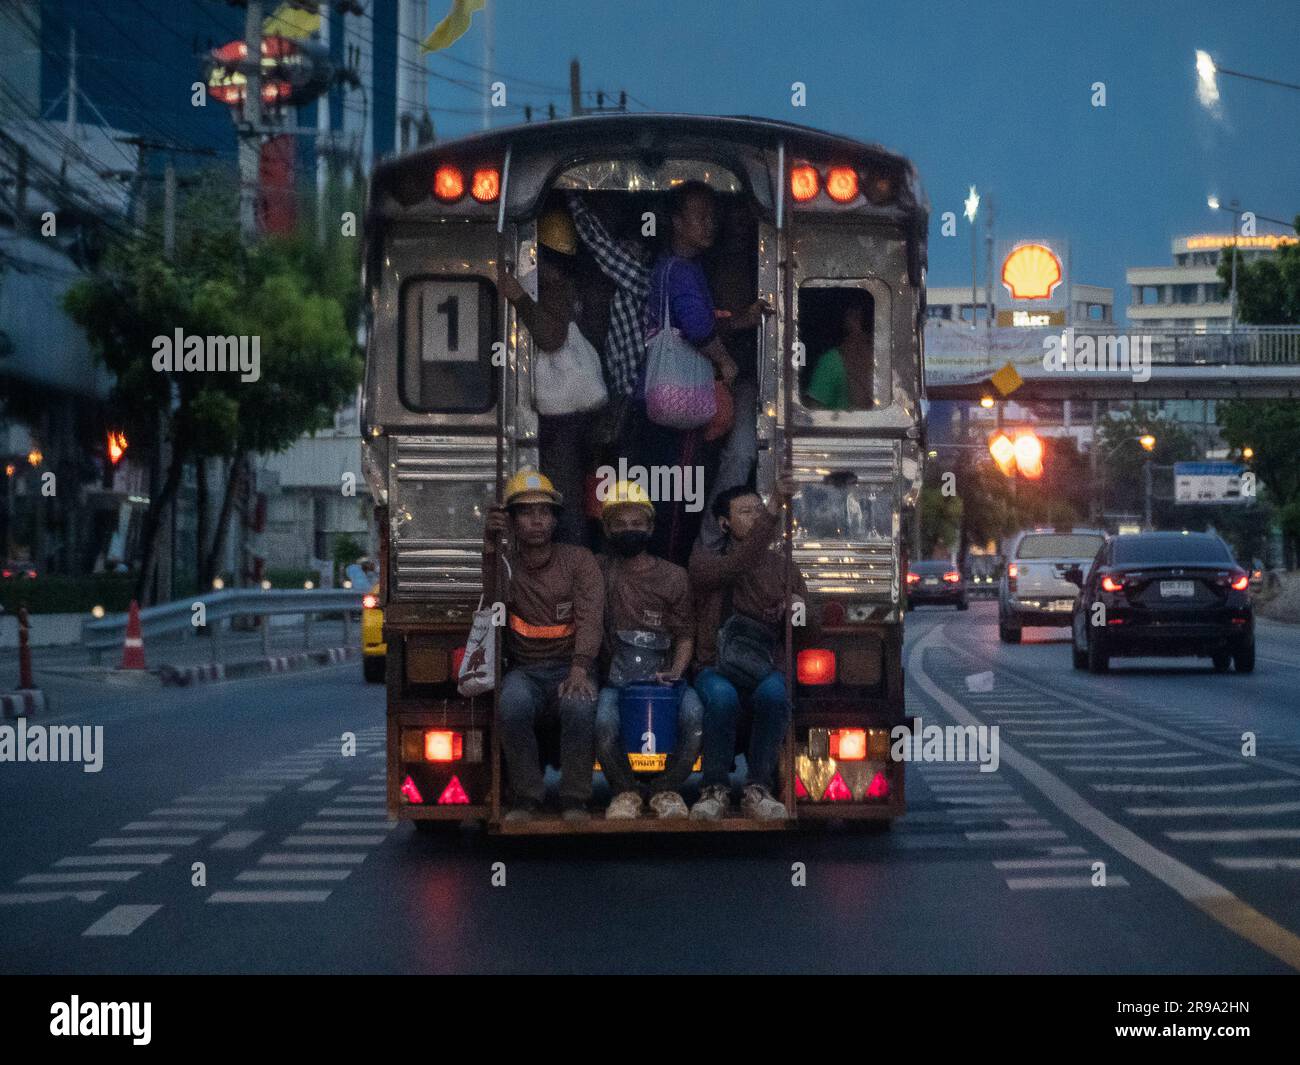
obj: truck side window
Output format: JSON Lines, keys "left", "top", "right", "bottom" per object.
{"left": 797, "top": 286, "right": 876, "bottom": 411}
{"left": 399, "top": 277, "right": 498, "bottom": 413}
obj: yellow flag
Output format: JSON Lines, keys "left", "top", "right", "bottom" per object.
{"left": 263, "top": 2, "right": 322, "bottom": 40}
{"left": 422, "top": 0, "right": 486, "bottom": 53}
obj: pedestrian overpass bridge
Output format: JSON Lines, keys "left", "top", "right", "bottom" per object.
{"left": 923, "top": 323, "right": 1300, "bottom": 401}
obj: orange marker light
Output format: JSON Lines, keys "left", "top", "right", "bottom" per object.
{"left": 424, "top": 730, "right": 463, "bottom": 763}
{"left": 790, "top": 164, "right": 819, "bottom": 202}
{"left": 829, "top": 728, "right": 867, "bottom": 761}
{"left": 471, "top": 167, "right": 500, "bottom": 202}
{"left": 825, "top": 167, "right": 858, "bottom": 203}
{"left": 362, "top": 594, "right": 378, "bottom": 610}
{"left": 988, "top": 432, "right": 1016, "bottom": 475}
{"left": 433, "top": 165, "right": 465, "bottom": 202}
{"left": 797, "top": 648, "right": 836, "bottom": 685}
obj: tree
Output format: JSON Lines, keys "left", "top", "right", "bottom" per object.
{"left": 1095, "top": 406, "right": 1198, "bottom": 528}
{"left": 1216, "top": 214, "right": 1300, "bottom": 565}
{"left": 65, "top": 170, "right": 363, "bottom": 601}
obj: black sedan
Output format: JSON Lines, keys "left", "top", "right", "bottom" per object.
{"left": 906, "top": 561, "right": 968, "bottom": 610}
{"left": 1068, "top": 532, "right": 1254, "bottom": 674}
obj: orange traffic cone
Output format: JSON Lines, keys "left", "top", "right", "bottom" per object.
{"left": 120, "top": 599, "right": 146, "bottom": 670}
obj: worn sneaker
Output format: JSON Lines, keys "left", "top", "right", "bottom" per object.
{"left": 606, "top": 791, "right": 644, "bottom": 820}
{"left": 649, "top": 791, "right": 689, "bottom": 820}
{"left": 690, "top": 784, "right": 731, "bottom": 821}
{"left": 741, "top": 784, "right": 788, "bottom": 821}
{"left": 561, "top": 802, "right": 592, "bottom": 823}
{"left": 503, "top": 801, "right": 539, "bottom": 823}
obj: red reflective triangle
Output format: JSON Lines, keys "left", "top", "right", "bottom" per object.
{"left": 400, "top": 775, "right": 424, "bottom": 804}
{"left": 823, "top": 771, "right": 852, "bottom": 802}
{"left": 794, "top": 775, "right": 809, "bottom": 799}
{"left": 866, "top": 771, "right": 890, "bottom": 799}
{"left": 437, "top": 775, "right": 470, "bottom": 805}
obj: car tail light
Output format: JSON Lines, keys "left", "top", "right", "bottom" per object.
{"left": 828, "top": 728, "right": 866, "bottom": 760}
{"left": 1100, "top": 575, "right": 1125, "bottom": 593}
{"left": 424, "top": 730, "right": 463, "bottom": 763}
{"left": 26, "top": 570, "right": 35, "bottom": 579}
{"left": 790, "top": 164, "right": 819, "bottom": 202}
{"left": 943, "top": 570, "right": 961, "bottom": 583}
{"left": 1229, "top": 569, "right": 1249, "bottom": 591}
{"left": 1, "top": 569, "right": 11, "bottom": 579}
{"left": 437, "top": 776, "right": 470, "bottom": 805}
{"left": 433, "top": 164, "right": 465, "bottom": 201}
{"left": 362, "top": 594, "right": 378, "bottom": 610}
{"left": 399, "top": 775, "right": 424, "bottom": 804}
{"left": 823, "top": 772, "right": 852, "bottom": 801}
{"left": 906, "top": 572, "right": 921, "bottom": 585}
{"left": 825, "top": 166, "right": 858, "bottom": 202}
{"left": 471, "top": 167, "right": 500, "bottom": 202}
{"left": 1007, "top": 563, "right": 1018, "bottom": 591}
{"left": 797, "top": 649, "right": 836, "bottom": 685}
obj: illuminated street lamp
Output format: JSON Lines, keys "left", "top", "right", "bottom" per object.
{"left": 964, "top": 185, "right": 980, "bottom": 328}
{"left": 979, "top": 395, "right": 995, "bottom": 409}
{"left": 1205, "top": 197, "right": 1295, "bottom": 338}
{"left": 1195, "top": 50, "right": 1300, "bottom": 104}
{"left": 26, "top": 448, "right": 42, "bottom": 467}
{"left": 1139, "top": 434, "right": 1156, "bottom": 452}
{"left": 1241, "top": 447, "right": 1254, "bottom": 460}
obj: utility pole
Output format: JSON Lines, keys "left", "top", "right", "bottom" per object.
{"left": 239, "top": 0, "right": 264, "bottom": 242}
{"left": 570, "top": 58, "right": 583, "bottom": 116}
{"left": 65, "top": 27, "right": 77, "bottom": 140}
{"left": 1142, "top": 459, "right": 1154, "bottom": 531}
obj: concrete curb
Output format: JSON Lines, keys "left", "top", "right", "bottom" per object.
{"left": 160, "top": 646, "right": 357, "bottom": 687}
{"left": 1, "top": 689, "right": 47, "bottom": 717}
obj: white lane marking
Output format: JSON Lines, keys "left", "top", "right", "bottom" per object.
{"left": 198, "top": 784, "right": 283, "bottom": 794}
{"left": 994, "top": 858, "right": 1106, "bottom": 870}
{"left": 19, "top": 872, "right": 140, "bottom": 884}
{"left": 257, "top": 853, "right": 367, "bottom": 864}
{"left": 1064, "top": 763, "right": 1246, "bottom": 774}
{"left": 123, "top": 821, "right": 225, "bottom": 831}
{"left": 1093, "top": 780, "right": 1298, "bottom": 795}
{"left": 173, "top": 796, "right": 267, "bottom": 805}
{"left": 56, "top": 854, "right": 171, "bottom": 867}
{"left": 329, "top": 796, "right": 388, "bottom": 804}
{"left": 82, "top": 904, "right": 162, "bottom": 937}
{"left": 282, "top": 835, "right": 387, "bottom": 846}
{"left": 236, "top": 870, "right": 352, "bottom": 882}
{"left": 1004, "top": 818, "right": 1054, "bottom": 828}
{"left": 1128, "top": 801, "right": 1300, "bottom": 818}
{"left": 1005, "top": 876, "right": 1130, "bottom": 890}
{"left": 299, "top": 780, "right": 341, "bottom": 792}
{"left": 1025, "top": 740, "right": 1165, "bottom": 750}
{"left": 1166, "top": 829, "right": 1300, "bottom": 843}
{"left": 92, "top": 836, "right": 200, "bottom": 847}
{"left": 345, "top": 785, "right": 386, "bottom": 793}
{"left": 983, "top": 718, "right": 1098, "bottom": 726}
{"left": 299, "top": 821, "right": 396, "bottom": 831}
{"left": 208, "top": 890, "right": 332, "bottom": 903}
{"left": 964, "top": 829, "right": 1069, "bottom": 842}
{"left": 211, "top": 831, "right": 264, "bottom": 850}
{"left": 0, "top": 891, "right": 105, "bottom": 904}
{"left": 315, "top": 808, "right": 388, "bottom": 817}
{"left": 1039, "top": 752, "right": 1200, "bottom": 762}
{"left": 1015, "top": 730, "right": 1129, "bottom": 737}
{"left": 1215, "top": 858, "right": 1300, "bottom": 871}
{"left": 150, "top": 807, "right": 247, "bottom": 818}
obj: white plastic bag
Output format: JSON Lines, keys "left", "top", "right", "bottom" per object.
{"left": 534, "top": 322, "right": 608, "bottom": 416}
{"left": 457, "top": 596, "right": 497, "bottom": 697}
{"left": 643, "top": 267, "right": 716, "bottom": 430}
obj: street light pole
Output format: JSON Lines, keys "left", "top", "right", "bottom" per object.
{"left": 1143, "top": 459, "right": 1153, "bottom": 531}
{"left": 1229, "top": 199, "right": 1240, "bottom": 337}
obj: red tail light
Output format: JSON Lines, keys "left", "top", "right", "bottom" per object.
{"left": 471, "top": 167, "right": 500, "bottom": 202}
{"left": 1229, "top": 569, "right": 1249, "bottom": 591}
{"left": 433, "top": 165, "right": 465, "bottom": 202}
{"left": 828, "top": 728, "right": 866, "bottom": 760}
{"left": 399, "top": 775, "right": 424, "bottom": 804}
{"left": 797, "top": 649, "right": 836, "bottom": 685}
{"left": 1100, "top": 575, "right": 1125, "bottom": 593}
{"left": 823, "top": 771, "right": 853, "bottom": 801}
{"left": 424, "top": 730, "right": 463, "bottom": 763}
{"left": 825, "top": 166, "right": 858, "bottom": 203}
{"left": 362, "top": 594, "right": 378, "bottom": 610}
{"left": 1007, "top": 563, "right": 1018, "bottom": 591}
{"left": 942, "top": 570, "right": 961, "bottom": 583}
{"left": 437, "top": 776, "right": 470, "bottom": 805}
{"left": 790, "top": 164, "right": 819, "bottom": 202}
{"left": 906, "top": 572, "right": 921, "bottom": 585}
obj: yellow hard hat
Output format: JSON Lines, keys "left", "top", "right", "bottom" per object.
{"left": 504, "top": 468, "right": 562, "bottom": 508}
{"left": 537, "top": 208, "right": 577, "bottom": 255}
{"left": 601, "top": 479, "right": 655, "bottom": 521}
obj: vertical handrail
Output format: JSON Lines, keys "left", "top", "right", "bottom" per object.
{"left": 490, "top": 144, "right": 512, "bottom": 824}
{"left": 777, "top": 139, "right": 798, "bottom": 814}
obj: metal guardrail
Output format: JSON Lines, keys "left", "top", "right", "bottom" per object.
{"left": 82, "top": 587, "right": 366, "bottom": 665}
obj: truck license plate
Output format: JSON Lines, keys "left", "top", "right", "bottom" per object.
{"left": 1160, "top": 580, "right": 1194, "bottom": 597}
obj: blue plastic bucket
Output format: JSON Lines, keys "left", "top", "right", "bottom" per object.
{"left": 619, "top": 683, "right": 680, "bottom": 772}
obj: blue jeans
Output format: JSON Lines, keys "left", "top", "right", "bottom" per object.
{"left": 595, "top": 685, "right": 704, "bottom": 796}
{"left": 499, "top": 661, "right": 597, "bottom": 805}
{"left": 694, "top": 667, "right": 790, "bottom": 790}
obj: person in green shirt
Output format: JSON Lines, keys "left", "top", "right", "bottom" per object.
{"left": 807, "top": 290, "right": 873, "bottom": 410}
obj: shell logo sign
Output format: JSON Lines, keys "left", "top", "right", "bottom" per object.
{"left": 1001, "top": 243, "right": 1063, "bottom": 300}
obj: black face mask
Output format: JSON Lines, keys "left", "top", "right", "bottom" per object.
{"left": 608, "top": 530, "right": 651, "bottom": 558}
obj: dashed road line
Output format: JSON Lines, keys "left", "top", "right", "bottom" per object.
{"left": 82, "top": 904, "right": 162, "bottom": 937}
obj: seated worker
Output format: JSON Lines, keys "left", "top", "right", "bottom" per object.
{"left": 687, "top": 476, "right": 810, "bottom": 821}
{"left": 483, "top": 469, "right": 603, "bottom": 822}
{"left": 592, "top": 481, "right": 703, "bottom": 820}
{"left": 806, "top": 290, "right": 874, "bottom": 411}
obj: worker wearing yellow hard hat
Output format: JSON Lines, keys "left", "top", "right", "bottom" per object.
{"left": 503, "top": 468, "right": 563, "bottom": 510}
{"left": 537, "top": 208, "right": 578, "bottom": 256}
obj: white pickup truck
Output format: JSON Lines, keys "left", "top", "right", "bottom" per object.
{"left": 998, "top": 529, "right": 1107, "bottom": 644}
